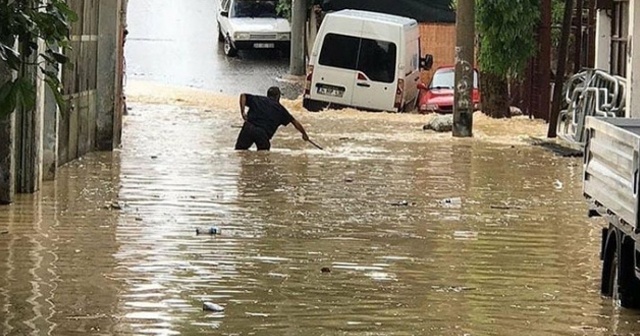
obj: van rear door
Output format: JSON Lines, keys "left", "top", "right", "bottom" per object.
{"left": 312, "top": 32, "right": 362, "bottom": 107}
{"left": 351, "top": 36, "right": 398, "bottom": 111}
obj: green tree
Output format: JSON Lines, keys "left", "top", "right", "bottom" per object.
{"left": 476, "top": 0, "right": 540, "bottom": 118}
{"left": 0, "top": 0, "right": 77, "bottom": 118}
{"left": 276, "top": 0, "right": 292, "bottom": 20}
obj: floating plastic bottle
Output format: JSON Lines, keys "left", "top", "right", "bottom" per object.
{"left": 203, "top": 302, "right": 225, "bottom": 312}
{"left": 196, "top": 227, "right": 221, "bottom": 235}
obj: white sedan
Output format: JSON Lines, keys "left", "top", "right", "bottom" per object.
{"left": 217, "top": 0, "right": 291, "bottom": 57}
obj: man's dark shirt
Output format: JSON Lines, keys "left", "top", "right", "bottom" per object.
{"left": 245, "top": 94, "right": 293, "bottom": 139}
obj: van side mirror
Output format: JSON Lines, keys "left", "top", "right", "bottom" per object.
{"left": 420, "top": 54, "right": 434, "bottom": 70}
{"left": 220, "top": 11, "right": 229, "bottom": 17}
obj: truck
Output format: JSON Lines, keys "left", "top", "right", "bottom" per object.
{"left": 583, "top": 116, "right": 640, "bottom": 308}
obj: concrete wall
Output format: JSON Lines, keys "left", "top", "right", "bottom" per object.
{"left": 594, "top": 10, "right": 611, "bottom": 71}
{"left": 0, "top": 0, "right": 125, "bottom": 203}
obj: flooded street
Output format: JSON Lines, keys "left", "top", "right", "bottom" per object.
{"left": 2, "top": 84, "right": 640, "bottom": 335}
{"left": 125, "top": 0, "right": 303, "bottom": 99}
{"left": 2, "top": 0, "right": 640, "bottom": 334}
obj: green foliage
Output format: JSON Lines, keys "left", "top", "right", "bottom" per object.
{"left": 476, "top": 0, "right": 540, "bottom": 78}
{"left": 276, "top": 0, "right": 314, "bottom": 21}
{"left": 0, "top": 0, "right": 77, "bottom": 118}
{"left": 276, "top": 0, "right": 292, "bottom": 20}
{"left": 551, "top": 0, "right": 564, "bottom": 47}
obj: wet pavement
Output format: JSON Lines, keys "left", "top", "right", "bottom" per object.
{"left": 2, "top": 89, "right": 640, "bottom": 334}
{"left": 125, "top": 0, "right": 303, "bottom": 99}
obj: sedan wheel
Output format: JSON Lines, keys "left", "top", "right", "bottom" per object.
{"left": 223, "top": 38, "right": 237, "bottom": 57}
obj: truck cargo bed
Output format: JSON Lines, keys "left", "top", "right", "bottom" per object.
{"left": 583, "top": 117, "right": 640, "bottom": 229}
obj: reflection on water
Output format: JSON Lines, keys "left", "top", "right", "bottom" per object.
{"left": 2, "top": 89, "right": 640, "bottom": 335}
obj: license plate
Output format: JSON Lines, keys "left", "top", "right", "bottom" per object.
{"left": 317, "top": 86, "right": 344, "bottom": 97}
{"left": 254, "top": 43, "right": 274, "bottom": 48}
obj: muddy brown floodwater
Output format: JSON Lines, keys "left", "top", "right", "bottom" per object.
{"left": 1, "top": 82, "right": 639, "bottom": 335}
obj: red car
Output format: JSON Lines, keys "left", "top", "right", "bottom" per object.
{"left": 417, "top": 66, "right": 480, "bottom": 114}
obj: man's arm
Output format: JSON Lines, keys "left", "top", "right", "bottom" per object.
{"left": 239, "top": 94, "right": 247, "bottom": 121}
{"left": 291, "top": 117, "right": 309, "bottom": 141}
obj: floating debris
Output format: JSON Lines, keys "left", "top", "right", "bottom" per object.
{"left": 196, "top": 227, "right": 221, "bottom": 235}
{"left": 438, "top": 197, "right": 462, "bottom": 207}
{"left": 151, "top": 155, "right": 158, "bottom": 159}
{"left": 344, "top": 178, "right": 354, "bottom": 183}
{"left": 553, "top": 180, "right": 564, "bottom": 189}
{"left": 321, "top": 267, "right": 331, "bottom": 273}
{"left": 0, "top": 231, "right": 8, "bottom": 235}
{"left": 431, "top": 285, "right": 477, "bottom": 293}
{"left": 390, "top": 200, "right": 410, "bottom": 207}
{"left": 104, "top": 201, "right": 123, "bottom": 210}
{"left": 203, "top": 302, "right": 225, "bottom": 312}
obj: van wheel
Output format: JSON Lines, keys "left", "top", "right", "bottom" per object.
{"left": 303, "top": 98, "right": 327, "bottom": 112}
{"left": 223, "top": 38, "right": 237, "bottom": 57}
{"left": 217, "top": 26, "right": 224, "bottom": 42}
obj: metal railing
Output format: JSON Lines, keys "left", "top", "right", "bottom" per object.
{"left": 556, "top": 68, "right": 626, "bottom": 146}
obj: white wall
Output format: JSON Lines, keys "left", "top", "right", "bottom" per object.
{"left": 594, "top": 9, "right": 611, "bottom": 71}
{"left": 628, "top": 0, "right": 640, "bottom": 118}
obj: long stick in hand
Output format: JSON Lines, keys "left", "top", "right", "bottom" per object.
{"left": 307, "top": 139, "right": 323, "bottom": 150}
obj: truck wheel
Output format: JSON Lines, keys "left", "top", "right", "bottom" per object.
{"left": 601, "top": 231, "right": 617, "bottom": 298}
{"left": 223, "top": 38, "right": 237, "bottom": 57}
{"left": 604, "top": 246, "right": 621, "bottom": 306}
{"left": 618, "top": 238, "right": 640, "bottom": 308}
{"left": 601, "top": 231, "right": 640, "bottom": 309}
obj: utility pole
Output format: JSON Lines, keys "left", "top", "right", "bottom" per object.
{"left": 0, "top": 62, "right": 15, "bottom": 204}
{"left": 548, "top": 0, "right": 575, "bottom": 137}
{"left": 453, "top": 0, "right": 475, "bottom": 137}
{"left": 538, "top": 0, "right": 551, "bottom": 121}
{"left": 289, "top": 0, "right": 306, "bottom": 76}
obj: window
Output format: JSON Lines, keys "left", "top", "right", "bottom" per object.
{"left": 611, "top": 0, "right": 628, "bottom": 76}
{"left": 231, "top": 0, "right": 280, "bottom": 18}
{"left": 357, "top": 38, "right": 396, "bottom": 83}
{"left": 318, "top": 33, "right": 397, "bottom": 83}
{"left": 221, "top": 0, "right": 230, "bottom": 11}
{"left": 405, "top": 40, "right": 419, "bottom": 75}
{"left": 319, "top": 33, "right": 360, "bottom": 71}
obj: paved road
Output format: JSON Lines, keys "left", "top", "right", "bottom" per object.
{"left": 125, "top": 0, "right": 303, "bottom": 99}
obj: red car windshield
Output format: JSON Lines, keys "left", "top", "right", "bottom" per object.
{"left": 429, "top": 68, "right": 479, "bottom": 90}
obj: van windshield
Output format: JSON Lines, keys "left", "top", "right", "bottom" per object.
{"left": 231, "top": 0, "right": 281, "bottom": 18}
{"left": 318, "top": 33, "right": 397, "bottom": 83}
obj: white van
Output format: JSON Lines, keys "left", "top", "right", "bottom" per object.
{"left": 303, "top": 10, "right": 433, "bottom": 112}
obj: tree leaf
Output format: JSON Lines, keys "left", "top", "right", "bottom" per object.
{"left": 53, "top": 2, "right": 79, "bottom": 22}
{"left": 49, "top": 51, "right": 68, "bottom": 64}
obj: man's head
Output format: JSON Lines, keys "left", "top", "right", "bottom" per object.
{"left": 267, "top": 86, "right": 281, "bottom": 101}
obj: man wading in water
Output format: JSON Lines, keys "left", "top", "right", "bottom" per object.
{"left": 235, "top": 86, "right": 309, "bottom": 150}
